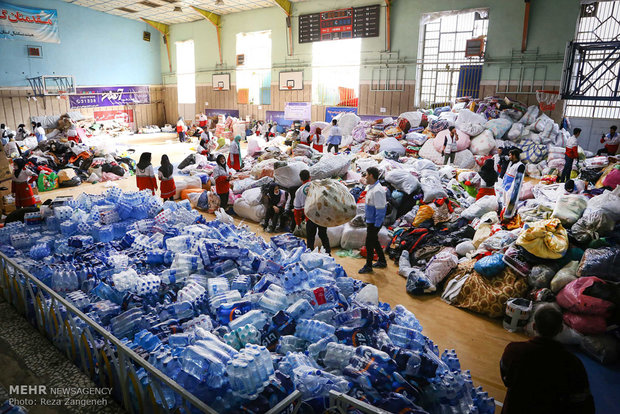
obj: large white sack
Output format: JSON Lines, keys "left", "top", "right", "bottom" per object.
{"left": 439, "top": 111, "right": 458, "bottom": 123}
{"left": 315, "top": 224, "right": 345, "bottom": 248}
{"left": 385, "top": 169, "right": 420, "bottom": 195}
{"left": 520, "top": 105, "right": 540, "bottom": 125}
{"left": 584, "top": 187, "right": 620, "bottom": 221}
{"left": 233, "top": 198, "right": 266, "bottom": 222}
{"left": 340, "top": 223, "right": 390, "bottom": 250}
{"left": 355, "top": 158, "right": 380, "bottom": 173}
{"left": 405, "top": 131, "right": 428, "bottom": 146}
{"left": 341, "top": 223, "right": 366, "bottom": 250}
{"left": 310, "top": 122, "right": 330, "bottom": 135}
{"left": 274, "top": 161, "right": 307, "bottom": 188}
{"left": 532, "top": 114, "right": 553, "bottom": 132}
{"left": 420, "top": 174, "right": 448, "bottom": 203}
{"left": 456, "top": 109, "right": 487, "bottom": 126}
{"left": 461, "top": 195, "right": 499, "bottom": 220}
{"left": 507, "top": 122, "right": 524, "bottom": 140}
{"left": 334, "top": 112, "right": 361, "bottom": 137}
{"left": 432, "top": 129, "right": 471, "bottom": 152}
{"left": 241, "top": 187, "right": 263, "bottom": 206}
{"left": 305, "top": 179, "right": 357, "bottom": 227}
{"left": 400, "top": 111, "right": 423, "bottom": 128}
{"left": 174, "top": 176, "right": 203, "bottom": 199}
{"left": 310, "top": 154, "right": 352, "bottom": 179}
{"left": 247, "top": 137, "right": 266, "bottom": 157}
{"left": 470, "top": 130, "right": 496, "bottom": 156}
{"left": 453, "top": 149, "right": 476, "bottom": 169}
{"left": 418, "top": 140, "right": 444, "bottom": 165}
{"left": 379, "top": 137, "right": 406, "bottom": 156}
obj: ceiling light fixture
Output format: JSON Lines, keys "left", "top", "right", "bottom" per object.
{"left": 215, "top": 0, "right": 224, "bottom": 5}
{"left": 173, "top": 6, "right": 182, "bottom": 11}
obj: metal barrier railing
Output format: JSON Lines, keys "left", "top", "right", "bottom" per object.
{"left": 0, "top": 251, "right": 302, "bottom": 414}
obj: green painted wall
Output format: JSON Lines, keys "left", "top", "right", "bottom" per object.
{"left": 161, "top": 0, "right": 581, "bottom": 84}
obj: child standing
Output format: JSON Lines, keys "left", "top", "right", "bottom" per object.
{"left": 327, "top": 119, "right": 343, "bottom": 153}
{"left": 212, "top": 154, "right": 231, "bottom": 209}
{"left": 158, "top": 154, "right": 176, "bottom": 201}
{"left": 12, "top": 158, "right": 37, "bottom": 208}
{"left": 228, "top": 135, "right": 243, "bottom": 171}
{"left": 176, "top": 117, "right": 186, "bottom": 143}
{"left": 136, "top": 152, "right": 158, "bottom": 195}
{"left": 312, "top": 128, "right": 325, "bottom": 153}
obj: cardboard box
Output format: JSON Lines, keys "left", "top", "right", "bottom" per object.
{"left": 0, "top": 151, "right": 12, "bottom": 182}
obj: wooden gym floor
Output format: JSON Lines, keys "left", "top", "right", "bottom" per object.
{"left": 43, "top": 133, "right": 519, "bottom": 410}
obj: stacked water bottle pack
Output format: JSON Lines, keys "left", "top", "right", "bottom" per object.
{"left": 0, "top": 188, "right": 496, "bottom": 414}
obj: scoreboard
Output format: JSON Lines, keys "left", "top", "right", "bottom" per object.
{"left": 299, "top": 4, "right": 380, "bottom": 43}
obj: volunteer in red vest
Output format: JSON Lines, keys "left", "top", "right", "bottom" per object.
{"left": 158, "top": 154, "right": 176, "bottom": 201}
{"left": 176, "top": 117, "right": 186, "bottom": 143}
{"left": 598, "top": 125, "right": 618, "bottom": 155}
{"left": 198, "top": 113, "right": 208, "bottom": 128}
{"left": 476, "top": 158, "right": 498, "bottom": 200}
{"left": 212, "top": 154, "right": 231, "bottom": 209}
{"left": 299, "top": 124, "right": 311, "bottom": 146}
{"left": 311, "top": 127, "right": 325, "bottom": 153}
{"left": 135, "top": 152, "right": 158, "bottom": 195}
{"left": 227, "top": 135, "right": 243, "bottom": 171}
{"left": 293, "top": 169, "right": 331, "bottom": 254}
{"left": 11, "top": 158, "right": 37, "bottom": 208}
{"left": 359, "top": 167, "right": 387, "bottom": 274}
{"left": 559, "top": 128, "right": 580, "bottom": 183}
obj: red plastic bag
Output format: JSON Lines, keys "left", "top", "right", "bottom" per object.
{"left": 557, "top": 277, "right": 614, "bottom": 316}
{"left": 563, "top": 312, "right": 607, "bottom": 335}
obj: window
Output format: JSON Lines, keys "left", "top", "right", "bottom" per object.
{"left": 565, "top": 1, "right": 620, "bottom": 118}
{"left": 312, "top": 38, "right": 361, "bottom": 106}
{"left": 418, "top": 9, "right": 488, "bottom": 106}
{"left": 236, "top": 31, "right": 271, "bottom": 105}
{"left": 176, "top": 40, "right": 195, "bottom": 104}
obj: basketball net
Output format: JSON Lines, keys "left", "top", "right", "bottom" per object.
{"left": 287, "top": 85, "right": 293, "bottom": 90}
{"left": 218, "top": 86, "right": 223, "bottom": 91}
{"left": 536, "top": 90, "right": 560, "bottom": 112}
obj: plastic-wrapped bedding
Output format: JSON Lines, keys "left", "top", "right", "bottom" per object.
{"left": 577, "top": 247, "right": 620, "bottom": 282}
{"left": 485, "top": 118, "right": 513, "bottom": 139}
{"left": 241, "top": 187, "right": 263, "bottom": 206}
{"left": 233, "top": 176, "right": 273, "bottom": 194}
{"left": 516, "top": 140, "right": 548, "bottom": 164}
{"left": 310, "top": 154, "right": 351, "bottom": 180}
{"left": 570, "top": 211, "right": 615, "bottom": 244}
{"left": 551, "top": 194, "right": 588, "bottom": 227}
{"left": 424, "top": 248, "right": 458, "bottom": 290}
{"left": 314, "top": 224, "right": 345, "bottom": 248}
{"left": 469, "top": 130, "right": 496, "bottom": 156}
{"left": 274, "top": 161, "right": 307, "bottom": 188}
{"left": 583, "top": 187, "right": 620, "bottom": 221}
{"left": 379, "top": 137, "right": 406, "bottom": 156}
{"left": 432, "top": 129, "right": 471, "bottom": 152}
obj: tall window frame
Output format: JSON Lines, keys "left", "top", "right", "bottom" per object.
{"left": 417, "top": 9, "right": 488, "bottom": 106}
{"left": 236, "top": 30, "right": 272, "bottom": 105}
{"left": 176, "top": 39, "right": 195, "bottom": 104}
{"left": 312, "top": 38, "right": 362, "bottom": 106}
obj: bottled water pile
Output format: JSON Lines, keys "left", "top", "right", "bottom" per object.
{"left": 0, "top": 188, "right": 494, "bottom": 413}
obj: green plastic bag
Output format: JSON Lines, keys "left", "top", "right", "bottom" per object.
{"left": 37, "top": 171, "right": 58, "bottom": 192}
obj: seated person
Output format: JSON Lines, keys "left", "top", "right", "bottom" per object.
{"left": 262, "top": 183, "right": 289, "bottom": 233}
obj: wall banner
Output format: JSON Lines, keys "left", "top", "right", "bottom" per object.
{"left": 0, "top": 2, "right": 59, "bottom": 43}
{"left": 69, "top": 86, "right": 150, "bottom": 108}
{"left": 284, "top": 102, "right": 311, "bottom": 121}
{"left": 325, "top": 106, "right": 358, "bottom": 122}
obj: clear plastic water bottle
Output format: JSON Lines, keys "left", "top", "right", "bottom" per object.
{"left": 295, "top": 319, "right": 336, "bottom": 343}
{"left": 207, "top": 277, "right": 229, "bottom": 298}
{"left": 387, "top": 324, "right": 426, "bottom": 351}
{"left": 286, "top": 299, "right": 315, "bottom": 321}
{"left": 228, "top": 309, "right": 269, "bottom": 331}
{"left": 323, "top": 343, "right": 356, "bottom": 371}
{"left": 276, "top": 335, "right": 307, "bottom": 354}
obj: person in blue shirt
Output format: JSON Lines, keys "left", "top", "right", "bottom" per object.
{"left": 327, "top": 119, "right": 343, "bottom": 153}
{"left": 359, "top": 167, "right": 387, "bottom": 274}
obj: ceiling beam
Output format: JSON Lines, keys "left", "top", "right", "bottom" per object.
{"left": 141, "top": 18, "right": 172, "bottom": 72}
{"left": 191, "top": 6, "right": 223, "bottom": 64}
{"left": 273, "top": 0, "right": 292, "bottom": 17}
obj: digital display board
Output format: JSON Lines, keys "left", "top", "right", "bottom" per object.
{"left": 299, "top": 4, "right": 380, "bottom": 43}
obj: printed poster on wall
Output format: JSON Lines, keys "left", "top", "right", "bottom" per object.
{"left": 93, "top": 109, "right": 134, "bottom": 124}
{"left": 284, "top": 102, "right": 311, "bottom": 121}
{"left": 0, "top": 2, "right": 59, "bottom": 43}
{"left": 69, "top": 86, "right": 150, "bottom": 108}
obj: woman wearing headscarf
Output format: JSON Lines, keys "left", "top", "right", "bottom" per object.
{"left": 158, "top": 154, "right": 176, "bottom": 201}
{"left": 228, "top": 135, "right": 243, "bottom": 171}
{"left": 12, "top": 158, "right": 37, "bottom": 208}
{"left": 197, "top": 129, "right": 211, "bottom": 156}
{"left": 311, "top": 127, "right": 325, "bottom": 153}
{"left": 136, "top": 152, "right": 158, "bottom": 195}
{"left": 476, "top": 158, "right": 498, "bottom": 200}
{"left": 212, "top": 154, "right": 231, "bottom": 208}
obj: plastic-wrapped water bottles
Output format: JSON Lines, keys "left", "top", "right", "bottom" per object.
{"left": 10, "top": 232, "right": 32, "bottom": 249}
{"left": 387, "top": 324, "right": 426, "bottom": 351}
{"left": 228, "top": 309, "right": 269, "bottom": 331}
{"left": 286, "top": 299, "right": 315, "bottom": 321}
{"left": 323, "top": 343, "right": 356, "bottom": 371}
{"left": 295, "top": 319, "right": 336, "bottom": 342}
{"left": 112, "top": 269, "right": 139, "bottom": 292}
{"left": 227, "top": 344, "right": 273, "bottom": 399}
{"left": 223, "top": 323, "right": 261, "bottom": 350}
{"left": 257, "top": 284, "right": 289, "bottom": 314}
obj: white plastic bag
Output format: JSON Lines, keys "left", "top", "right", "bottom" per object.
{"left": 485, "top": 118, "right": 513, "bottom": 139}
{"left": 215, "top": 208, "right": 235, "bottom": 225}
{"left": 551, "top": 194, "right": 588, "bottom": 226}
{"left": 241, "top": 187, "right": 263, "bottom": 206}
{"left": 274, "top": 161, "right": 307, "bottom": 188}
{"left": 469, "top": 130, "right": 496, "bottom": 156}
{"left": 305, "top": 179, "right": 357, "bottom": 227}
{"left": 507, "top": 122, "right": 524, "bottom": 140}
{"left": 385, "top": 170, "right": 420, "bottom": 195}
{"left": 340, "top": 223, "right": 367, "bottom": 250}
{"left": 315, "top": 224, "right": 345, "bottom": 248}
{"left": 310, "top": 154, "right": 351, "bottom": 179}
{"left": 584, "top": 187, "right": 620, "bottom": 221}
{"left": 461, "top": 195, "right": 499, "bottom": 220}
{"left": 233, "top": 198, "right": 266, "bottom": 222}
{"left": 420, "top": 173, "right": 448, "bottom": 203}
{"left": 399, "top": 111, "right": 423, "bottom": 128}
{"left": 379, "top": 137, "right": 406, "bottom": 156}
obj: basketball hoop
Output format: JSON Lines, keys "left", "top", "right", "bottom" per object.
{"left": 536, "top": 90, "right": 560, "bottom": 112}
{"left": 287, "top": 85, "right": 293, "bottom": 90}
{"left": 218, "top": 86, "right": 223, "bottom": 91}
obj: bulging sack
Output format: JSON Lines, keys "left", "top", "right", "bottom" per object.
{"left": 304, "top": 179, "right": 357, "bottom": 227}
{"left": 385, "top": 169, "right": 420, "bottom": 195}
{"left": 556, "top": 276, "right": 614, "bottom": 316}
{"left": 577, "top": 247, "right": 620, "bottom": 282}
{"left": 516, "top": 218, "right": 568, "bottom": 259}
{"left": 570, "top": 211, "right": 615, "bottom": 244}
{"left": 474, "top": 253, "right": 506, "bottom": 278}
{"left": 551, "top": 194, "right": 588, "bottom": 227}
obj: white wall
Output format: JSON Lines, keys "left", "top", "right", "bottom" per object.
{"left": 568, "top": 117, "right": 620, "bottom": 153}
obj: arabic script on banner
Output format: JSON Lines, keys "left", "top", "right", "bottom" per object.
{"left": 0, "top": 2, "right": 59, "bottom": 43}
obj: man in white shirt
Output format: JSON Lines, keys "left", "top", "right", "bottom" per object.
{"left": 327, "top": 119, "right": 343, "bottom": 153}
{"left": 502, "top": 149, "right": 524, "bottom": 193}
{"left": 598, "top": 125, "right": 619, "bottom": 155}
{"left": 359, "top": 167, "right": 387, "bottom": 274}
{"left": 441, "top": 126, "right": 459, "bottom": 166}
